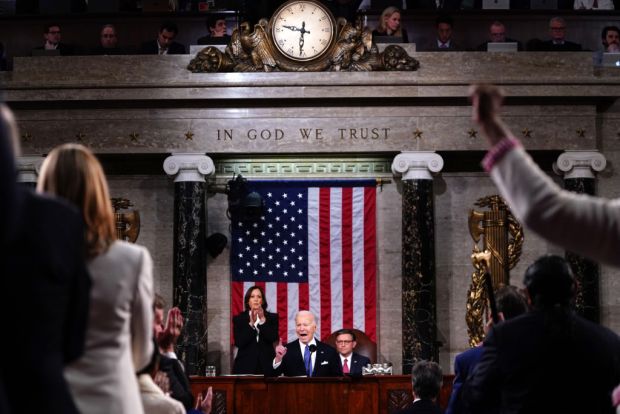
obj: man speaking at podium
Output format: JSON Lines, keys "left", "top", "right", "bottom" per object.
{"left": 271, "top": 311, "right": 340, "bottom": 377}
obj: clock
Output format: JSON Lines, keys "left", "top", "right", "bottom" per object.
{"left": 271, "top": 0, "right": 336, "bottom": 62}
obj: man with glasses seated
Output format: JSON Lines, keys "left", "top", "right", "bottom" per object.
{"left": 334, "top": 329, "right": 371, "bottom": 376}
{"left": 529, "top": 16, "right": 582, "bottom": 51}
{"left": 33, "top": 23, "right": 76, "bottom": 55}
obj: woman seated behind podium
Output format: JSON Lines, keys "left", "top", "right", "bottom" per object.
{"left": 38, "top": 144, "right": 154, "bottom": 414}
{"left": 233, "top": 286, "right": 279, "bottom": 374}
{"left": 372, "top": 7, "right": 409, "bottom": 44}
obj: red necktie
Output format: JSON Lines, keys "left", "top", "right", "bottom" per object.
{"left": 343, "top": 358, "right": 350, "bottom": 374}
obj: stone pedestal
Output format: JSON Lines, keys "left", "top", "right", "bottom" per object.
{"left": 163, "top": 153, "right": 215, "bottom": 375}
{"left": 392, "top": 151, "right": 444, "bottom": 374}
{"left": 555, "top": 150, "right": 606, "bottom": 323}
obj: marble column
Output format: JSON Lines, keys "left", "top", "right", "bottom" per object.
{"left": 163, "top": 153, "right": 215, "bottom": 375}
{"left": 392, "top": 151, "right": 444, "bottom": 374}
{"left": 554, "top": 150, "right": 606, "bottom": 323}
{"left": 16, "top": 155, "right": 44, "bottom": 188}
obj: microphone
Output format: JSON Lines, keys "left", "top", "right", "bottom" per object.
{"left": 308, "top": 344, "right": 317, "bottom": 353}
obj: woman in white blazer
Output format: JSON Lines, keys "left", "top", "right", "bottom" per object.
{"left": 38, "top": 144, "right": 154, "bottom": 414}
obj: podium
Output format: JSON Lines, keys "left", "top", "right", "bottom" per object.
{"left": 190, "top": 375, "right": 454, "bottom": 414}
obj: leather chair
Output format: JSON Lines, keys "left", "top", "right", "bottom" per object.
{"left": 324, "top": 329, "right": 376, "bottom": 363}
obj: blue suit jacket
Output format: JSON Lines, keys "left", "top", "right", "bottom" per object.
{"left": 272, "top": 339, "right": 340, "bottom": 377}
{"left": 338, "top": 352, "right": 371, "bottom": 376}
{"left": 445, "top": 346, "right": 483, "bottom": 414}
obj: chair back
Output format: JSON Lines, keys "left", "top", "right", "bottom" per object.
{"left": 323, "top": 329, "right": 377, "bottom": 363}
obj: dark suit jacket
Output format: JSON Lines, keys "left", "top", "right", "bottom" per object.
{"left": 272, "top": 339, "right": 340, "bottom": 377}
{"left": 464, "top": 310, "right": 620, "bottom": 414}
{"left": 395, "top": 399, "right": 443, "bottom": 414}
{"left": 233, "top": 311, "right": 279, "bottom": 374}
{"left": 159, "top": 355, "right": 193, "bottom": 410}
{"left": 532, "top": 39, "right": 582, "bottom": 51}
{"left": 445, "top": 346, "right": 483, "bottom": 414}
{"left": 0, "top": 190, "right": 90, "bottom": 414}
{"left": 140, "top": 39, "right": 186, "bottom": 55}
{"left": 33, "top": 43, "right": 76, "bottom": 55}
{"left": 338, "top": 352, "right": 371, "bottom": 376}
{"left": 423, "top": 39, "right": 462, "bottom": 51}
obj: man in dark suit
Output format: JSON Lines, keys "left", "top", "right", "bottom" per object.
{"left": 140, "top": 21, "right": 186, "bottom": 55}
{"left": 475, "top": 21, "right": 523, "bottom": 52}
{"left": 423, "top": 15, "right": 461, "bottom": 51}
{"left": 445, "top": 285, "right": 529, "bottom": 414}
{"left": 32, "top": 23, "right": 76, "bottom": 55}
{"left": 531, "top": 16, "right": 582, "bottom": 51}
{"left": 396, "top": 360, "right": 443, "bottom": 414}
{"left": 0, "top": 104, "right": 91, "bottom": 414}
{"left": 464, "top": 255, "right": 620, "bottom": 414}
{"left": 334, "top": 329, "right": 371, "bottom": 376}
{"left": 272, "top": 310, "right": 340, "bottom": 377}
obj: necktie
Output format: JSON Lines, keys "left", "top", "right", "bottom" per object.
{"left": 440, "top": 43, "right": 448, "bottom": 49}
{"left": 304, "top": 345, "right": 312, "bottom": 376}
{"left": 343, "top": 358, "right": 350, "bottom": 374}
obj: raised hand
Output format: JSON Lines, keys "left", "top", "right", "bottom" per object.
{"left": 469, "top": 84, "right": 508, "bottom": 147}
{"left": 157, "top": 307, "right": 184, "bottom": 353}
{"left": 154, "top": 370, "right": 171, "bottom": 396}
{"left": 274, "top": 338, "right": 287, "bottom": 363}
{"left": 256, "top": 307, "right": 265, "bottom": 322}
{"left": 196, "top": 386, "right": 213, "bottom": 414}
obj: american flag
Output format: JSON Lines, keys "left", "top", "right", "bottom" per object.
{"left": 231, "top": 180, "right": 377, "bottom": 343}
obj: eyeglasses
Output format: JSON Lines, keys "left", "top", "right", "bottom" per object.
{"left": 550, "top": 26, "right": 566, "bottom": 31}
{"left": 336, "top": 340, "right": 353, "bottom": 345}
{"left": 48, "top": 30, "right": 61, "bottom": 34}
{"left": 102, "top": 34, "right": 116, "bottom": 38}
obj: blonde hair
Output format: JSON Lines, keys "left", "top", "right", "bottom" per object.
{"left": 38, "top": 143, "right": 115, "bottom": 257}
{"left": 0, "top": 105, "right": 21, "bottom": 158}
{"left": 377, "top": 7, "right": 402, "bottom": 37}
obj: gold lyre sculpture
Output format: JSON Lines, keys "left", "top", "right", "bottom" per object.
{"left": 466, "top": 195, "right": 523, "bottom": 347}
{"left": 111, "top": 198, "right": 140, "bottom": 243}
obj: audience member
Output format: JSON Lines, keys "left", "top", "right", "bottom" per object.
{"left": 33, "top": 23, "right": 75, "bottom": 55}
{"left": 396, "top": 360, "right": 443, "bottom": 414}
{"left": 333, "top": 329, "right": 371, "bottom": 376}
{"left": 37, "top": 143, "right": 154, "bottom": 414}
{"left": 463, "top": 255, "right": 620, "bottom": 413}
{"left": 424, "top": 15, "right": 461, "bottom": 51}
{"left": 272, "top": 310, "right": 340, "bottom": 377}
{"left": 594, "top": 25, "right": 620, "bottom": 65}
{"left": 475, "top": 21, "right": 523, "bottom": 51}
{"left": 574, "top": 0, "right": 613, "bottom": 9}
{"left": 0, "top": 105, "right": 91, "bottom": 414}
{"left": 233, "top": 285, "right": 279, "bottom": 375}
{"left": 529, "top": 17, "right": 582, "bottom": 51}
{"left": 91, "top": 24, "right": 125, "bottom": 55}
{"left": 372, "top": 6, "right": 409, "bottom": 43}
{"left": 153, "top": 294, "right": 194, "bottom": 410}
{"left": 445, "top": 285, "right": 529, "bottom": 414}
{"left": 141, "top": 21, "right": 186, "bottom": 55}
{"left": 470, "top": 83, "right": 620, "bottom": 267}
{"left": 197, "top": 13, "right": 232, "bottom": 45}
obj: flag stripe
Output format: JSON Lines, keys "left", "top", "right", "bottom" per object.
{"left": 330, "top": 187, "right": 343, "bottom": 336}
{"left": 342, "top": 188, "right": 354, "bottom": 329}
{"left": 277, "top": 282, "right": 288, "bottom": 342}
{"left": 319, "top": 187, "right": 332, "bottom": 340}
{"left": 363, "top": 186, "right": 377, "bottom": 341}
{"left": 308, "top": 188, "right": 321, "bottom": 340}
{"left": 352, "top": 187, "right": 366, "bottom": 331}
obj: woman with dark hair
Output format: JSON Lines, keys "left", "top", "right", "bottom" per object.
{"left": 232, "top": 286, "right": 279, "bottom": 374}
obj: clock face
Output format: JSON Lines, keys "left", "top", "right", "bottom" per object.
{"left": 271, "top": 0, "right": 335, "bottom": 62}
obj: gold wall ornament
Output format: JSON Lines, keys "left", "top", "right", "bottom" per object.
{"left": 111, "top": 198, "right": 140, "bottom": 243}
{"left": 187, "top": 0, "right": 419, "bottom": 73}
{"left": 521, "top": 128, "right": 532, "bottom": 138}
{"left": 465, "top": 195, "right": 524, "bottom": 347}
{"left": 467, "top": 128, "right": 478, "bottom": 138}
{"left": 576, "top": 127, "right": 586, "bottom": 138}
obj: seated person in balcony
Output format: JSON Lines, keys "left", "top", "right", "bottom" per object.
{"left": 372, "top": 7, "right": 409, "bottom": 43}
{"left": 594, "top": 25, "right": 620, "bottom": 65}
{"left": 33, "top": 23, "right": 75, "bottom": 55}
{"left": 197, "top": 14, "right": 231, "bottom": 45}
{"left": 475, "top": 21, "right": 523, "bottom": 51}
{"left": 395, "top": 360, "right": 443, "bottom": 414}
{"left": 141, "top": 21, "right": 186, "bottom": 55}
{"left": 423, "top": 15, "right": 461, "bottom": 51}
{"left": 91, "top": 24, "right": 125, "bottom": 55}
{"left": 333, "top": 329, "right": 371, "bottom": 376}
{"left": 574, "top": 0, "right": 613, "bottom": 9}
{"left": 271, "top": 310, "right": 340, "bottom": 377}
{"left": 528, "top": 17, "right": 582, "bottom": 51}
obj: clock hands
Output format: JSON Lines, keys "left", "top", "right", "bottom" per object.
{"left": 282, "top": 21, "right": 310, "bottom": 56}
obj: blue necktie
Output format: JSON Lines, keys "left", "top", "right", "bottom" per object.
{"left": 304, "top": 345, "right": 312, "bottom": 376}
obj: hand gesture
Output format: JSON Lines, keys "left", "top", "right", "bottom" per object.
{"left": 274, "top": 338, "right": 287, "bottom": 363}
{"left": 196, "top": 386, "right": 213, "bottom": 414}
{"left": 469, "top": 84, "right": 508, "bottom": 147}
{"left": 255, "top": 307, "right": 265, "bottom": 322}
{"left": 154, "top": 370, "right": 171, "bottom": 396}
{"left": 157, "top": 307, "right": 184, "bottom": 353}
{"left": 249, "top": 309, "right": 258, "bottom": 325}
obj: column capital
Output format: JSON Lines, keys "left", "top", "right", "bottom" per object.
{"left": 391, "top": 151, "right": 444, "bottom": 180}
{"left": 16, "top": 155, "right": 44, "bottom": 184}
{"left": 163, "top": 153, "right": 215, "bottom": 182}
{"left": 554, "top": 150, "right": 607, "bottom": 179}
